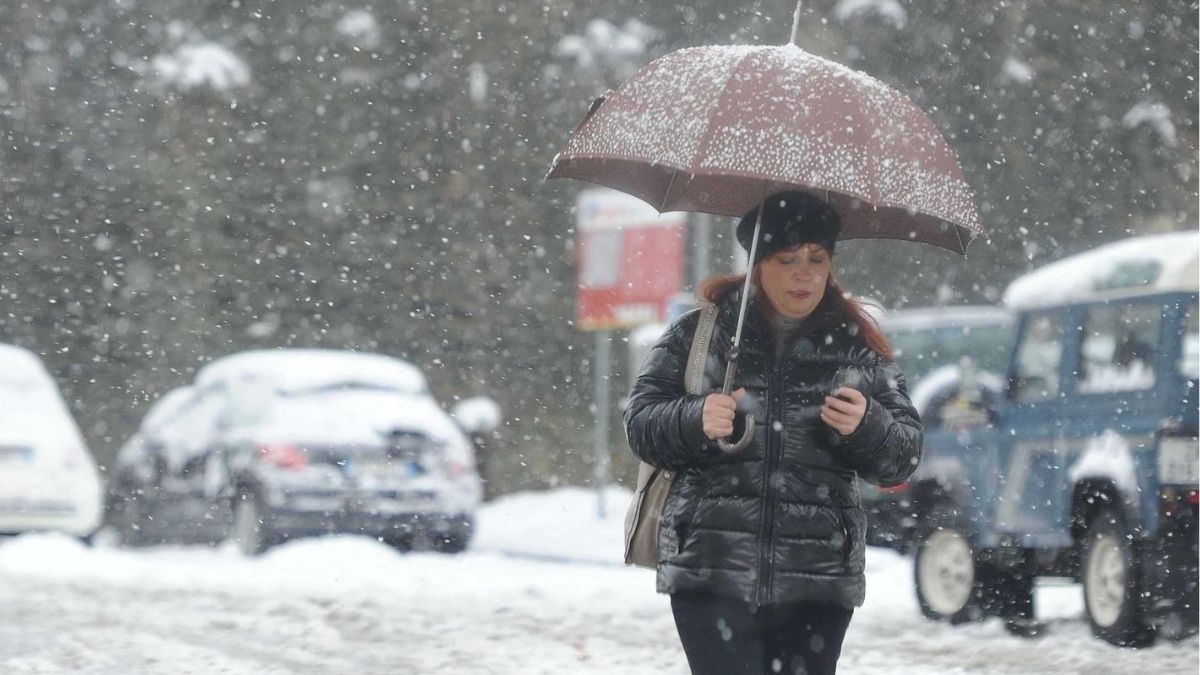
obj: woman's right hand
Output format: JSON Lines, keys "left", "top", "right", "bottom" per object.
{"left": 702, "top": 388, "right": 746, "bottom": 440}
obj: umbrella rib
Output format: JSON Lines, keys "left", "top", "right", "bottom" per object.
{"left": 689, "top": 49, "right": 762, "bottom": 184}
{"left": 660, "top": 169, "right": 679, "bottom": 212}
{"left": 953, "top": 223, "right": 966, "bottom": 255}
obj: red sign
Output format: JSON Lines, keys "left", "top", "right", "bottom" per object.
{"left": 575, "top": 189, "right": 686, "bottom": 331}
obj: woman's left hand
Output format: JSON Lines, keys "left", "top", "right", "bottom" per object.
{"left": 821, "top": 387, "right": 867, "bottom": 436}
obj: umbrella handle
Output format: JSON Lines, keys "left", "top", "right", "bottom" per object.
{"left": 715, "top": 347, "right": 755, "bottom": 454}
{"left": 716, "top": 414, "right": 755, "bottom": 454}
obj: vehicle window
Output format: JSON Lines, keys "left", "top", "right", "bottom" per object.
{"left": 964, "top": 324, "right": 1015, "bottom": 374}
{"left": 889, "top": 329, "right": 939, "bottom": 383}
{"left": 888, "top": 322, "right": 1013, "bottom": 385}
{"left": 1011, "top": 311, "right": 1063, "bottom": 403}
{"left": 1077, "top": 303, "right": 1161, "bottom": 394}
{"left": 153, "top": 390, "right": 228, "bottom": 471}
{"left": 1181, "top": 302, "right": 1199, "bottom": 380}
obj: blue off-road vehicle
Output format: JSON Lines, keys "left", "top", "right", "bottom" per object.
{"left": 861, "top": 305, "right": 1014, "bottom": 551}
{"left": 910, "top": 231, "right": 1198, "bottom": 646}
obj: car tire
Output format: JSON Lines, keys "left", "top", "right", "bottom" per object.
{"left": 1081, "top": 507, "right": 1156, "bottom": 647}
{"left": 382, "top": 534, "right": 413, "bottom": 552}
{"left": 431, "top": 516, "right": 474, "bottom": 554}
{"left": 914, "top": 509, "right": 989, "bottom": 624}
{"left": 114, "top": 495, "right": 151, "bottom": 547}
{"left": 432, "top": 531, "right": 470, "bottom": 554}
{"left": 231, "top": 490, "right": 272, "bottom": 556}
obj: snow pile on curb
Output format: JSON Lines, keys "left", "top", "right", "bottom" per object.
{"left": 473, "top": 485, "right": 631, "bottom": 565}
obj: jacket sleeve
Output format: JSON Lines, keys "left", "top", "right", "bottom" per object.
{"left": 623, "top": 310, "right": 720, "bottom": 470}
{"left": 831, "top": 358, "right": 923, "bottom": 486}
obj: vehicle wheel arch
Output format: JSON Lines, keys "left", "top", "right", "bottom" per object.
{"left": 230, "top": 474, "right": 264, "bottom": 502}
{"left": 910, "top": 476, "right": 946, "bottom": 502}
{"left": 910, "top": 478, "right": 971, "bottom": 526}
{"left": 1071, "top": 479, "right": 1134, "bottom": 544}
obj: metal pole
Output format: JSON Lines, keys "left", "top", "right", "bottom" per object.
{"left": 592, "top": 329, "right": 612, "bottom": 518}
{"left": 692, "top": 213, "right": 711, "bottom": 288}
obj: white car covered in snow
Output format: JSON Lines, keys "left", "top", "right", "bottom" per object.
{"left": 106, "top": 349, "right": 487, "bottom": 555}
{"left": 0, "top": 344, "right": 103, "bottom": 538}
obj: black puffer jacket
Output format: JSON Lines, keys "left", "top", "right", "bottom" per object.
{"left": 623, "top": 293, "right": 923, "bottom": 608}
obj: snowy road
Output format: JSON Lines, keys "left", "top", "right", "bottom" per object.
{"left": 1, "top": 488, "right": 1195, "bottom": 675}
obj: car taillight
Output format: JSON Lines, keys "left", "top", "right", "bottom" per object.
{"left": 446, "top": 458, "right": 467, "bottom": 479}
{"left": 258, "top": 443, "right": 307, "bottom": 471}
{"left": 880, "top": 481, "right": 909, "bottom": 494}
{"left": 1160, "top": 488, "right": 1200, "bottom": 517}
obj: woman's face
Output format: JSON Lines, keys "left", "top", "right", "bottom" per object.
{"left": 758, "top": 244, "right": 832, "bottom": 320}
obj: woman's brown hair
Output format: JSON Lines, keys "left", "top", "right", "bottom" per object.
{"left": 697, "top": 267, "right": 893, "bottom": 359}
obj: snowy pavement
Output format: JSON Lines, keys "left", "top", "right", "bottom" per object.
{"left": 0, "top": 487, "right": 1195, "bottom": 674}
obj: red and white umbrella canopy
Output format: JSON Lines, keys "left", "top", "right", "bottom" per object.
{"left": 548, "top": 45, "right": 984, "bottom": 254}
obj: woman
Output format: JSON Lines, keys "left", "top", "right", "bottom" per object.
{"left": 624, "top": 191, "right": 923, "bottom": 675}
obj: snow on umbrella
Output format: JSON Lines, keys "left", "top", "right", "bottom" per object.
{"left": 547, "top": 22, "right": 983, "bottom": 254}
{"left": 548, "top": 5, "right": 984, "bottom": 451}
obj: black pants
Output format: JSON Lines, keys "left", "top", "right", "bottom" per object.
{"left": 671, "top": 592, "right": 853, "bottom": 675}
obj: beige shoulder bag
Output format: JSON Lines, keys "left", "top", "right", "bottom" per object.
{"left": 623, "top": 302, "right": 718, "bottom": 569}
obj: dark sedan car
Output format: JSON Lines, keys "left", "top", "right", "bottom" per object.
{"left": 106, "top": 349, "right": 488, "bottom": 555}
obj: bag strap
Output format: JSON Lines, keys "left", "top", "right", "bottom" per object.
{"left": 685, "top": 303, "right": 718, "bottom": 396}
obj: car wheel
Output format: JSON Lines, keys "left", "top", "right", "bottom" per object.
{"left": 432, "top": 531, "right": 470, "bottom": 554}
{"left": 114, "top": 495, "right": 151, "bottom": 547}
{"left": 1081, "top": 507, "right": 1156, "bottom": 647}
{"left": 431, "top": 516, "right": 473, "bottom": 554}
{"left": 231, "top": 490, "right": 272, "bottom": 556}
{"left": 914, "top": 516, "right": 985, "bottom": 623}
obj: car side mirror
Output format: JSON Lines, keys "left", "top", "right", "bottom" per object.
{"left": 451, "top": 396, "right": 502, "bottom": 435}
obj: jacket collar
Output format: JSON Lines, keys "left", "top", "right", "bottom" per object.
{"left": 715, "top": 289, "right": 854, "bottom": 358}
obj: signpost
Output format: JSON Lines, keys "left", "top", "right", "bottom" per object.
{"left": 575, "top": 188, "right": 685, "bottom": 515}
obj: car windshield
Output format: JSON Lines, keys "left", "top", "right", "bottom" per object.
{"left": 0, "top": 375, "right": 67, "bottom": 424}
{"left": 888, "top": 322, "right": 1013, "bottom": 385}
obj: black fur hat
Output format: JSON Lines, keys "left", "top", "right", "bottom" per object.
{"left": 736, "top": 191, "right": 841, "bottom": 264}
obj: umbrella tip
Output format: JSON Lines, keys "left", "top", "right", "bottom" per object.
{"left": 789, "top": 1, "right": 803, "bottom": 46}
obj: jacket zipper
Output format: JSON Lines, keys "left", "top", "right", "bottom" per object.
{"left": 757, "top": 362, "right": 784, "bottom": 606}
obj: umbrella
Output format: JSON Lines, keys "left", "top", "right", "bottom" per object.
{"left": 548, "top": 3, "right": 984, "bottom": 451}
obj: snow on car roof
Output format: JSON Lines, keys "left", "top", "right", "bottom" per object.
{"left": 195, "top": 349, "right": 428, "bottom": 395}
{"left": 239, "top": 387, "right": 466, "bottom": 448}
{"left": 0, "top": 343, "right": 50, "bottom": 387}
{"left": 881, "top": 305, "right": 1012, "bottom": 331}
{"left": 140, "top": 386, "right": 196, "bottom": 433}
{"left": 1003, "top": 230, "right": 1199, "bottom": 310}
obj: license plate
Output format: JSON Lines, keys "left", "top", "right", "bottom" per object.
{"left": 351, "top": 459, "right": 423, "bottom": 485}
{"left": 1159, "top": 436, "right": 1200, "bottom": 485}
{"left": 0, "top": 445, "right": 34, "bottom": 463}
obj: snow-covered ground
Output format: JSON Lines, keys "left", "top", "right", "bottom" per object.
{"left": 0, "top": 487, "right": 1195, "bottom": 674}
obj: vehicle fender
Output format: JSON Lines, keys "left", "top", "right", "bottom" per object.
{"left": 1070, "top": 479, "right": 1141, "bottom": 541}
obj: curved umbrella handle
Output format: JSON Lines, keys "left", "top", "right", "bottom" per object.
{"left": 716, "top": 413, "right": 755, "bottom": 454}
{"left": 715, "top": 346, "right": 754, "bottom": 454}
